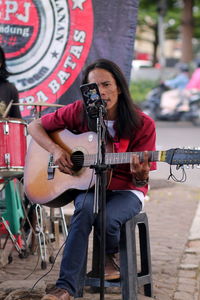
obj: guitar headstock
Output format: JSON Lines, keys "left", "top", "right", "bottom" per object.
{"left": 165, "top": 148, "right": 200, "bottom": 166}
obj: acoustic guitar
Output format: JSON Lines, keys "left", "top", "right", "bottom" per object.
{"left": 24, "top": 129, "right": 200, "bottom": 207}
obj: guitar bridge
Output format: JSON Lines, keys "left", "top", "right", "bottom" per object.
{"left": 47, "top": 154, "right": 55, "bottom": 180}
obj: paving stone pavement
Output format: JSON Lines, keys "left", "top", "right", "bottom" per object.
{"left": 0, "top": 179, "right": 200, "bottom": 300}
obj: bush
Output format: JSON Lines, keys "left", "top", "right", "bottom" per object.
{"left": 129, "top": 80, "right": 158, "bottom": 104}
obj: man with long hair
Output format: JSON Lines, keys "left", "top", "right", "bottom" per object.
{"left": 28, "top": 58, "right": 156, "bottom": 300}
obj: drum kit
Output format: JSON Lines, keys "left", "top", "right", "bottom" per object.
{"left": 0, "top": 101, "right": 64, "bottom": 182}
{"left": 0, "top": 101, "right": 66, "bottom": 267}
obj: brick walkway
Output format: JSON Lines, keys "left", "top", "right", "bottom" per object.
{"left": 0, "top": 179, "right": 200, "bottom": 300}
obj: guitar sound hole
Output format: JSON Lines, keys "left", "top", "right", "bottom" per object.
{"left": 71, "top": 151, "right": 84, "bottom": 171}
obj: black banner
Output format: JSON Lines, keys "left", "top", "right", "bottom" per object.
{"left": 0, "top": 0, "right": 139, "bottom": 117}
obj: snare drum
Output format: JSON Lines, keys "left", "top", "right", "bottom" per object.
{"left": 0, "top": 118, "right": 27, "bottom": 178}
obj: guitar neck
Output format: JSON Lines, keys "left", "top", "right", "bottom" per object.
{"left": 83, "top": 150, "right": 165, "bottom": 167}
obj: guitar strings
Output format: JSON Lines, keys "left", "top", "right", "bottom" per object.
{"left": 70, "top": 152, "right": 147, "bottom": 166}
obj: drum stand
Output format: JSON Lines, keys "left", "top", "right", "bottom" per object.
{"left": 28, "top": 204, "right": 68, "bottom": 270}
{"left": 0, "top": 179, "right": 26, "bottom": 264}
{"left": 13, "top": 101, "right": 67, "bottom": 267}
{"left": 0, "top": 216, "right": 23, "bottom": 264}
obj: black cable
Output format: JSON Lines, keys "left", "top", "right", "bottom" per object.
{"left": 12, "top": 157, "right": 96, "bottom": 300}
{"left": 23, "top": 250, "right": 40, "bottom": 280}
{"left": 168, "top": 149, "right": 187, "bottom": 182}
{"left": 168, "top": 164, "right": 187, "bottom": 182}
{"left": 14, "top": 169, "right": 96, "bottom": 300}
{"left": 30, "top": 238, "right": 67, "bottom": 292}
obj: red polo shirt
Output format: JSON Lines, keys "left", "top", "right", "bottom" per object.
{"left": 41, "top": 100, "right": 156, "bottom": 196}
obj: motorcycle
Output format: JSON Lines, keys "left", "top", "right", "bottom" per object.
{"left": 141, "top": 83, "right": 169, "bottom": 120}
{"left": 142, "top": 86, "right": 200, "bottom": 127}
{"left": 185, "top": 92, "right": 200, "bottom": 126}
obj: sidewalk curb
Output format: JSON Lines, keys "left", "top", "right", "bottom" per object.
{"left": 173, "top": 200, "right": 200, "bottom": 300}
{"left": 189, "top": 201, "right": 200, "bottom": 241}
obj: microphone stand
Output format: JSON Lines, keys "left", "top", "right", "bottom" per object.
{"left": 89, "top": 104, "right": 108, "bottom": 300}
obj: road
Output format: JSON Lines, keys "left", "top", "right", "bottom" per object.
{"left": 150, "top": 121, "right": 200, "bottom": 188}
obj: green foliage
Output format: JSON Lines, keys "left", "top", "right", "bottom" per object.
{"left": 193, "top": 1, "right": 200, "bottom": 38}
{"left": 129, "top": 80, "right": 158, "bottom": 104}
{"left": 137, "top": 0, "right": 200, "bottom": 40}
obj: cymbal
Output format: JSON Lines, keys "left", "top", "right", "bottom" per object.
{"left": 12, "top": 102, "right": 65, "bottom": 107}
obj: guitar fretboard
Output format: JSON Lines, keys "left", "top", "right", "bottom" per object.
{"left": 83, "top": 150, "right": 162, "bottom": 167}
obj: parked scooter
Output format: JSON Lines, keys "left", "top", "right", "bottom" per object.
{"left": 141, "top": 83, "right": 168, "bottom": 120}
{"left": 181, "top": 92, "right": 200, "bottom": 126}
{"left": 142, "top": 86, "right": 200, "bottom": 126}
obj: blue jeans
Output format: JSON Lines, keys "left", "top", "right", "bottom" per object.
{"left": 56, "top": 190, "right": 142, "bottom": 296}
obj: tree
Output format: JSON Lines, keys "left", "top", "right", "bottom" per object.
{"left": 181, "top": 0, "right": 193, "bottom": 62}
{"left": 136, "top": 0, "right": 200, "bottom": 65}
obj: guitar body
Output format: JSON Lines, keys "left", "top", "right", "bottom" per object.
{"left": 24, "top": 130, "right": 98, "bottom": 207}
{"left": 24, "top": 128, "right": 200, "bottom": 207}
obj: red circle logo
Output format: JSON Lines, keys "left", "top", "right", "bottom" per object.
{"left": 0, "top": 0, "right": 94, "bottom": 116}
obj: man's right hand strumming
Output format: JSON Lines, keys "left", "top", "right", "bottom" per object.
{"left": 52, "top": 145, "right": 73, "bottom": 175}
{"left": 28, "top": 118, "right": 73, "bottom": 175}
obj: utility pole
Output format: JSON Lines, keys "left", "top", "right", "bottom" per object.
{"left": 181, "top": 0, "right": 193, "bottom": 63}
{"left": 157, "top": 0, "right": 167, "bottom": 69}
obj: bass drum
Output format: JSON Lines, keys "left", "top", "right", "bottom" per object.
{"left": 0, "top": 118, "right": 27, "bottom": 178}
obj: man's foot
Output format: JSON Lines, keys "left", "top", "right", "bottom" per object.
{"left": 41, "top": 286, "right": 71, "bottom": 300}
{"left": 104, "top": 253, "right": 120, "bottom": 280}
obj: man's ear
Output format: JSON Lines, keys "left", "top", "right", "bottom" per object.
{"left": 117, "top": 87, "right": 121, "bottom": 94}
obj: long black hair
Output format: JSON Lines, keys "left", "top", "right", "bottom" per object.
{"left": 81, "top": 58, "right": 142, "bottom": 139}
{"left": 0, "top": 46, "right": 11, "bottom": 82}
